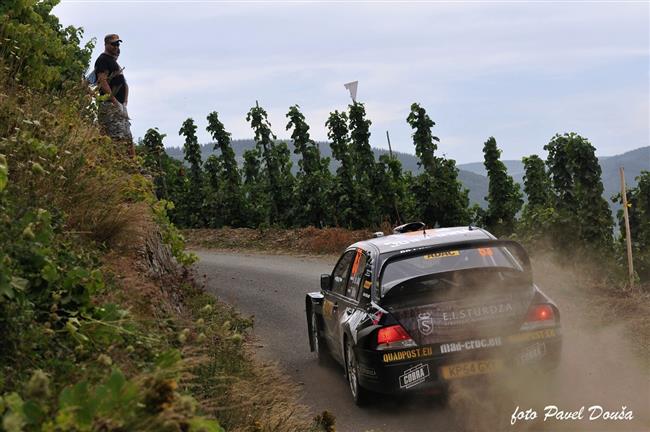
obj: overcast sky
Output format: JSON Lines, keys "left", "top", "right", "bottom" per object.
{"left": 54, "top": 1, "right": 649, "bottom": 164}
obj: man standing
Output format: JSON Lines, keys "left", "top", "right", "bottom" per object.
{"left": 95, "top": 34, "right": 135, "bottom": 158}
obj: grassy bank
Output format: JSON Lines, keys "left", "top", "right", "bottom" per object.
{"left": 0, "top": 24, "right": 325, "bottom": 432}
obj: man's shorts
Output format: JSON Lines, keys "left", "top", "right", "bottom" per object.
{"left": 98, "top": 101, "right": 133, "bottom": 142}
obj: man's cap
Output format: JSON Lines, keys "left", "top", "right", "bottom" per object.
{"left": 104, "top": 34, "right": 123, "bottom": 44}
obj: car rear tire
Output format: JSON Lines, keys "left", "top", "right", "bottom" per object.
{"left": 345, "top": 340, "right": 370, "bottom": 406}
{"left": 311, "top": 310, "right": 328, "bottom": 363}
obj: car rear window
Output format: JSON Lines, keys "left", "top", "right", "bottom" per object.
{"left": 380, "top": 245, "right": 525, "bottom": 298}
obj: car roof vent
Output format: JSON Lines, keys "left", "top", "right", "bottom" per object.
{"left": 373, "top": 231, "right": 384, "bottom": 238}
{"left": 393, "top": 221, "right": 425, "bottom": 234}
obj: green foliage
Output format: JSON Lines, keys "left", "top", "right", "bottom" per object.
{"left": 326, "top": 111, "right": 359, "bottom": 227}
{"left": 286, "top": 105, "right": 332, "bottom": 227}
{"left": 517, "top": 154, "right": 554, "bottom": 246}
{"left": 375, "top": 154, "right": 406, "bottom": 225}
{"left": 141, "top": 128, "right": 169, "bottom": 200}
{"left": 206, "top": 112, "right": 244, "bottom": 227}
{"left": 482, "top": 137, "right": 523, "bottom": 236}
{"left": 544, "top": 133, "right": 613, "bottom": 256}
{"left": 614, "top": 171, "right": 650, "bottom": 282}
{"left": 179, "top": 118, "right": 205, "bottom": 227}
{"left": 407, "top": 103, "right": 470, "bottom": 228}
{"left": 406, "top": 102, "right": 439, "bottom": 171}
{"left": 348, "top": 102, "right": 381, "bottom": 226}
{"left": 246, "top": 104, "right": 294, "bottom": 226}
{"left": 0, "top": 0, "right": 94, "bottom": 90}
{"left": 0, "top": 368, "right": 222, "bottom": 432}
{"left": 242, "top": 148, "right": 267, "bottom": 227}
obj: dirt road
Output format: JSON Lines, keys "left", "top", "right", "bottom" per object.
{"left": 195, "top": 250, "right": 649, "bottom": 432}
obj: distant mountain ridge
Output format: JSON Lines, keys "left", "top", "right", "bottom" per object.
{"left": 164, "top": 141, "right": 649, "bottom": 210}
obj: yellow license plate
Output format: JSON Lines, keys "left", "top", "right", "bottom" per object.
{"left": 440, "top": 359, "right": 503, "bottom": 380}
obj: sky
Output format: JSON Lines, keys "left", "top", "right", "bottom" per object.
{"left": 54, "top": 1, "right": 649, "bottom": 164}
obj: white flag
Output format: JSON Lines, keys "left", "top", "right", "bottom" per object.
{"left": 344, "top": 81, "right": 358, "bottom": 102}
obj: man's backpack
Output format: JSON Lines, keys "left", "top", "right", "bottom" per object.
{"left": 85, "top": 69, "right": 98, "bottom": 86}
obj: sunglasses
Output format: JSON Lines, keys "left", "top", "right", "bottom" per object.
{"left": 110, "top": 41, "right": 121, "bottom": 47}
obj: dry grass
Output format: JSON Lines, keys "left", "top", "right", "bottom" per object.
{"left": 183, "top": 227, "right": 373, "bottom": 255}
{"left": 102, "top": 217, "right": 321, "bottom": 432}
{"left": 0, "top": 78, "right": 145, "bottom": 245}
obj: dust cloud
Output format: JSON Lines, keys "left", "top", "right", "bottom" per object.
{"left": 444, "top": 255, "right": 650, "bottom": 432}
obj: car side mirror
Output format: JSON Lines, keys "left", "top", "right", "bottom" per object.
{"left": 320, "top": 274, "right": 332, "bottom": 291}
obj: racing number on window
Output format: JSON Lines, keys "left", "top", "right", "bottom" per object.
{"left": 478, "top": 247, "right": 493, "bottom": 257}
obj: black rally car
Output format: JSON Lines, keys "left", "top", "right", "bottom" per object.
{"left": 305, "top": 225, "right": 561, "bottom": 405}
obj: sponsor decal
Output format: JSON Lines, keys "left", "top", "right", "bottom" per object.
{"left": 440, "top": 337, "right": 502, "bottom": 354}
{"left": 441, "top": 303, "right": 513, "bottom": 324}
{"left": 358, "top": 365, "right": 376, "bottom": 376}
{"left": 507, "top": 328, "right": 556, "bottom": 344}
{"left": 517, "top": 342, "right": 546, "bottom": 364}
{"left": 424, "top": 250, "right": 460, "bottom": 260}
{"left": 363, "top": 280, "right": 372, "bottom": 290}
{"left": 362, "top": 292, "right": 371, "bottom": 299}
{"left": 417, "top": 312, "right": 434, "bottom": 335}
{"left": 399, "top": 363, "right": 430, "bottom": 389}
{"left": 383, "top": 346, "right": 434, "bottom": 363}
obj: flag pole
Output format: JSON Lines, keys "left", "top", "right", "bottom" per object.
{"left": 386, "top": 130, "right": 393, "bottom": 159}
{"left": 620, "top": 166, "right": 635, "bottom": 290}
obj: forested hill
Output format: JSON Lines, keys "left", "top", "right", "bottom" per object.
{"left": 164, "top": 141, "right": 648, "bottom": 209}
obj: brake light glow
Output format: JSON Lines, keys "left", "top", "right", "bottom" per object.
{"left": 520, "top": 304, "right": 556, "bottom": 331}
{"left": 377, "top": 325, "right": 417, "bottom": 350}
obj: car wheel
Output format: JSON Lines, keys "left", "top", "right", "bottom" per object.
{"left": 345, "top": 340, "right": 370, "bottom": 406}
{"left": 311, "top": 310, "right": 328, "bottom": 363}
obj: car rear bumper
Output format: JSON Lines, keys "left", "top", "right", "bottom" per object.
{"left": 356, "top": 327, "right": 562, "bottom": 395}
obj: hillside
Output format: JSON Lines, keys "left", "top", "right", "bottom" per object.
{"left": 165, "top": 141, "right": 649, "bottom": 209}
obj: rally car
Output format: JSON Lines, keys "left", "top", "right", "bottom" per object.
{"left": 305, "top": 223, "right": 561, "bottom": 405}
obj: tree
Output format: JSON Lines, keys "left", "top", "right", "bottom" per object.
{"left": 1, "top": 0, "right": 94, "bottom": 89}
{"left": 406, "top": 103, "right": 438, "bottom": 172}
{"left": 179, "top": 118, "right": 204, "bottom": 227}
{"left": 544, "top": 133, "right": 613, "bottom": 255}
{"left": 406, "top": 103, "right": 470, "bottom": 228}
{"left": 517, "top": 154, "right": 554, "bottom": 247}
{"left": 522, "top": 155, "right": 550, "bottom": 208}
{"left": 141, "top": 128, "right": 168, "bottom": 200}
{"left": 348, "top": 102, "right": 381, "bottom": 226}
{"left": 286, "top": 105, "right": 331, "bottom": 227}
{"left": 246, "top": 104, "right": 294, "bottom": 226}
{"left": 242, "top": 148, "right": 266, "bottom": 227}
{"left": 326, "top": 110, "right": 357, "bottom": 227}
{"left": 206, "top": 111, "right": 244, "bottom": 227}
{"left": 482, "top": 136, "right": 523, "bottom": 236}
{"left": 203, "top": 155, "right": 223, "bottom": 228}
{"left": 375, "top": 154, "right": 405, "bottom": 225}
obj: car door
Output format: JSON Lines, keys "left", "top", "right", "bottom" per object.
{"left": 322, "top": 250, "right": 356, "bottom": 357}
{"left": 326, "top": 249, "right": 369, "bottom": 360}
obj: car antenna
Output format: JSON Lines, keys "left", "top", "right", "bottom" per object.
{"left": 468, "top": 223, "right": 474, "bottom": 231}
{"left": 423, "top": 224, "right": 426, "bottom": 236}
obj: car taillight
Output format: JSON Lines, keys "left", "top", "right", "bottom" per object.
{"left": 520, "top": 304, "right": 556, "bottom": 331}
{"left": 377, "top": 325, "right": 417, "bottom": 350}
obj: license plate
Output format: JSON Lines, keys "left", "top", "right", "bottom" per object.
{"left": 440, "top": 359, "right": 503, "bottom": 380}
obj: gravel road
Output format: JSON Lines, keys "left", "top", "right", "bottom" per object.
{"left": 194, "top": 250, "right": 649, "bottom": 432}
